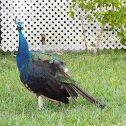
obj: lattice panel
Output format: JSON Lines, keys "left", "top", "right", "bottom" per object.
{"left": 0, "top": 0, "right": 126, "bottom": 52}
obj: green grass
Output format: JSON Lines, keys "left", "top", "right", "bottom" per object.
{"left": 0, "top": 49, "right": 126, "bottom": 126}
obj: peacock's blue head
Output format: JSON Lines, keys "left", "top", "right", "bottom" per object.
{"left": 17, "top": 22, "right": 23, "bottom": 32}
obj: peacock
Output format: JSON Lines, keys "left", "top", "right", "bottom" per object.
{"left": 16, "top": 21, "right": 106, "bottom": 109}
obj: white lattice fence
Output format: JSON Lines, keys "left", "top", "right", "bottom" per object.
{"left": 0, "top": 0, "right": 126, "bottom": 52}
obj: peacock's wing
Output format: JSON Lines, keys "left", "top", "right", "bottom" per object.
{"left": 31, "top": 52, "right": 75, "bottom": 84}
{"left": 33, "top": 52, "right": 75, "bottom": 83}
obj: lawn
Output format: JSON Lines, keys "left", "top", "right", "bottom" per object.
{"left": 0, "top": 49, "right": 126, "bottom": 126}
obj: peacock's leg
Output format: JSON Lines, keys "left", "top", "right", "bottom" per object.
{"left": 38, "top": 95, "right": 43, "bottom": 109}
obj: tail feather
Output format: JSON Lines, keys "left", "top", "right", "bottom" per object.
{"left": 71, "top": 84, "right": 106, "bottom": 108}
{"left": 63, "top": 84, "right": 78, "bottom": 102}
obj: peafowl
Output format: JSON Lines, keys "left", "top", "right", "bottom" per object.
{"left": 16, "top": 22, "right": 106, "bottom": 109}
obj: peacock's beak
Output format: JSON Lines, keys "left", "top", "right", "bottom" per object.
{"left": 17, "top": 24, "right": 24, "bottom": 30}
{"left": 17, "top": 24, "right": 23, "bottom": 27}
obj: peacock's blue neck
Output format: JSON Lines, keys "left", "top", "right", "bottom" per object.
{"left": 17, "top": 31, "right": 32, "bottom": 72}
